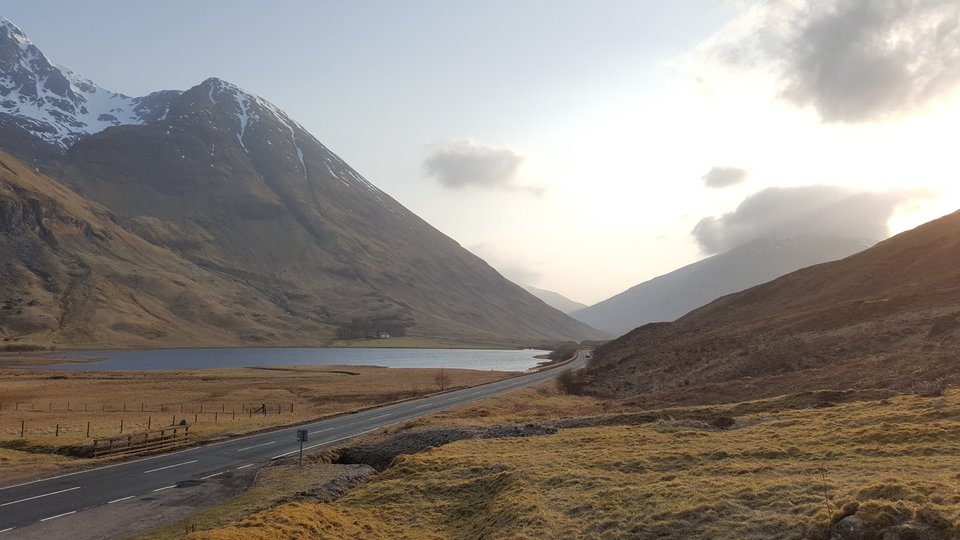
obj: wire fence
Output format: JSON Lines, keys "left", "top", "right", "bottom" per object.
{"left": 1, "top": 401, "right": 297, "bottom": 440}
{"left": 0, "top": 401, "right": 295, "bottom": 414}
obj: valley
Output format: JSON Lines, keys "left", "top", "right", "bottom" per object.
{"left": 1, "top": 4, "right": 960, "bottom": 539}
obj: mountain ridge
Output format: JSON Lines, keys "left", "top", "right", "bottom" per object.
{"left": 0, "top": 18, "right": 179, "bottom": 151}
{"left": 573, "top": 236, "right": 875, "bottom": 335}
{"left": 524, "top": 286, "right": 589, "bottom": 315}
{"left": 0, "top": 20, "right": 601, "bottom": 347}
{"left": 575, "top": 210, "right": 960, "bottom": 404}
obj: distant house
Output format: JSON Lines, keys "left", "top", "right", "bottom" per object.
{"left": 378, "top": 332, "right": 391, "bottom": 339}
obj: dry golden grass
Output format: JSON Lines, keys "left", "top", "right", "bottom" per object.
{"left": 139, "top": 462, "right": 373, "bottom": 540}
{"left": 0, "top": 365, "right": 511, "bottom": 485}
{"left": 191, "top": 384, "right": 960, "bottom": 539}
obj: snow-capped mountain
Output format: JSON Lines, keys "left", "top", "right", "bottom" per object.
{"left": 0, "top": 18, "right": 177, "bottom": 149}
{"left": 0, "top": 18, "right": 602, "bottom": 347}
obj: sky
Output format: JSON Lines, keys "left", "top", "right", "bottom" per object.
{"left": 1, "top": 0, "right": 957, "bottom": 305}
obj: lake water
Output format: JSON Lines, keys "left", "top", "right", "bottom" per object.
{"left": 24, "top": 347, "right": 549, "bottom": 372}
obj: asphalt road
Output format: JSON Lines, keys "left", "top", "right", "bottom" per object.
{"left": 0, "top": 351, "right": 588, "bottom": 533}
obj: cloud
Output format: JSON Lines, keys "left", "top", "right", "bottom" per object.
{"left": 423, "top": 139, "right": 543, "bottom": 195}
{"left": 705, "top": 0, "right": 960, "bottom": 122}
{"left": 692, "top": 185, "right": 923, "bottom": 253}
{"left": 703, "top": 166, "right": 750, "bottom": 188}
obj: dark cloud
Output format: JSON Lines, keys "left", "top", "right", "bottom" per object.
{"left": 693, "top": 185, "right": 919, "bottom": 253}
{"left": 423, "top": 140, "right": 542, "bottom": 195}
{"left": 703, "top": 166, "right": 750, "bottom": 188}
{"left": 715, "top": 0, "right": 960, "bottom": 122}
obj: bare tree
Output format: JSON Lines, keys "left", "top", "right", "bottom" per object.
{"left": 434, "top": 367, "right": 450, "bottom": 391}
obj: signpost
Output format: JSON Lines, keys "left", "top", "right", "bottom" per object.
{"left": 296, "top": 429, "right": 308, "bottom": 467}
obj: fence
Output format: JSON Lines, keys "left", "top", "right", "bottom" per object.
{"left": 3, "top": 402, "right": 297, "bottom": 441}
{"left": 0, "top": 401, "right": 295, "bottom": 414}
{"left": 90, "top": 425, "right": 190, "bottom": 457}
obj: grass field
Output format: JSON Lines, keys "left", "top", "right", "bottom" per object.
{"left": 0, "top": 365, "right": 512, "bottom": 484}
{"left": 186, "top": 383, "right": 960, "bottom": 539}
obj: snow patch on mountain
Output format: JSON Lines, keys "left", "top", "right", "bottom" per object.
{"left": 0, "top": 18, "right": 407, "bottom": 218}
{"left": 0, "top": 18, "right": 179, "bottom": 149}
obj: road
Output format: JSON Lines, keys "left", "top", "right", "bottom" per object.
{"left": 0, "top": 351, "right": 588, "bottom": 533}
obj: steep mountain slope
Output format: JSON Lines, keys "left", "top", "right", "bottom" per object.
{"left": 577, "top": 210, "right": 960, "bottom": 402}
{"left": 524, "top": 286, "right": 588, "bottom": 315}
{"left": 0, "top": 19, "right": 176, "bottom": 153}
{"left": 0, "top": 19, "right": 600, "bottom": 347}
{"left": 0, "top": 151, "right": 329, "bottom": 347}
{"left": 573, "top": 237, "right": 873, "bottom": 335}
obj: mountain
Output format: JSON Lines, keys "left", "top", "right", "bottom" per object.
{"left": 574, "top": 210, "right": 960, "bottom": 405}
{"left": 0, "top": 19, "right": 177, "bottom": 155}
{"left": 0, "top": 19, "right": 600, "bottom": 348}
{"left": 524, "top": 286, "right": 588, "bottom": 315}
{"left": 0, "top": 150, "right": 331, "bottom": 347}
{"left": 572, "top": 236, "right": 874, "bottom": 335}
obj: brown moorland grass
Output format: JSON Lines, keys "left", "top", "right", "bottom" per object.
{"left": 189, "top": 383, "right": 960, "bottom": 539}
{"left": 0, "top": 365, "right": 512, "bottom": 484}
{"left": 138, "top": 461, "right": 376, "bottom": 540}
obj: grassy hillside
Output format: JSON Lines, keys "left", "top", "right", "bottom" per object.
{"left": 176, "top": 383, "right": 960, "bottom": 539}
{"left": 575, "top": 210, "right": 960, "bottom": 400}
{"left": 0, "top": 143, "right": 598, "bottom": 348}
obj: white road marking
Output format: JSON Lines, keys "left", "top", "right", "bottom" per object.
{"left": 40, "top": 511, "right": 76, "bottom": 522}
{"left": 107, "top": 495, "right": 135, "bottom": 504}
{"left": 143, "top": 460, "right": 197, "bottom": 474}
{"left": 235, "top": 464, "right": 254, "bottom": 470}
{"left": 315, "top": 427, "right": 334, "bottom": 433}
{"left": 0, "top": 446, "right": 200, "bottom": 492}
{"left": 270, "top": 426, "right": 383, "bottom": 460}
{"left": 0, "top": 486, "right": 80, "bottom": 506}
{"left": 236, "top": 440, "right": 276, "bottom": 452}
{"left": 0, "top": 527, "right": 14, "bottom": 533}
{"left": 368, "top": 413, "right": 390, "bottom": 420}
{"left": 0, "top": 365, "right": 577, "bottom": 513}
{"left": 153, "top": 485, "right": 176, "bottom": 492}
{"left": 414, "top": 403, "right": 431, "bottom": 409}
{"left": 200, "top": 472, "right": 224, "bottom": 480}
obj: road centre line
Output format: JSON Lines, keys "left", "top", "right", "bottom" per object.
{"left": 0, "top": 486, "right": 80, "bottom": 506}
{"left": 200, "top": 472, "right": 224, "bottom": 480}
{"left": 3, "top": 356, "right": 584, "bottom": 491}
{"left": 0, "top": 528, "right": 13, "bottom": 533}
{"left": 143, "top": 460, "right": 197, "bottom": 474}
{"left": 40, "top": 511, "right": 75, "bottom": 522}
{"left": 271, "top": 426, "right": 384, "bottom": 459}
{"left": 236, "top": 440, "right": 277, "bottom": 452}
{"left": 0, "top": 446, "right": 200, "bottom": 492}
{"left": 0, "top": 360, "right": 578, "bottom": 516}
{"left": 107, "top": 495, "right": 135, "bottom": 504}
{"left": 235, "top": 464, "right": 254, "bottom": 470}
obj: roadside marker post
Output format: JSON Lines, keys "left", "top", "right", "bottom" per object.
{"left": 296, "top": 429, "right": 309, "bottom": 467}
